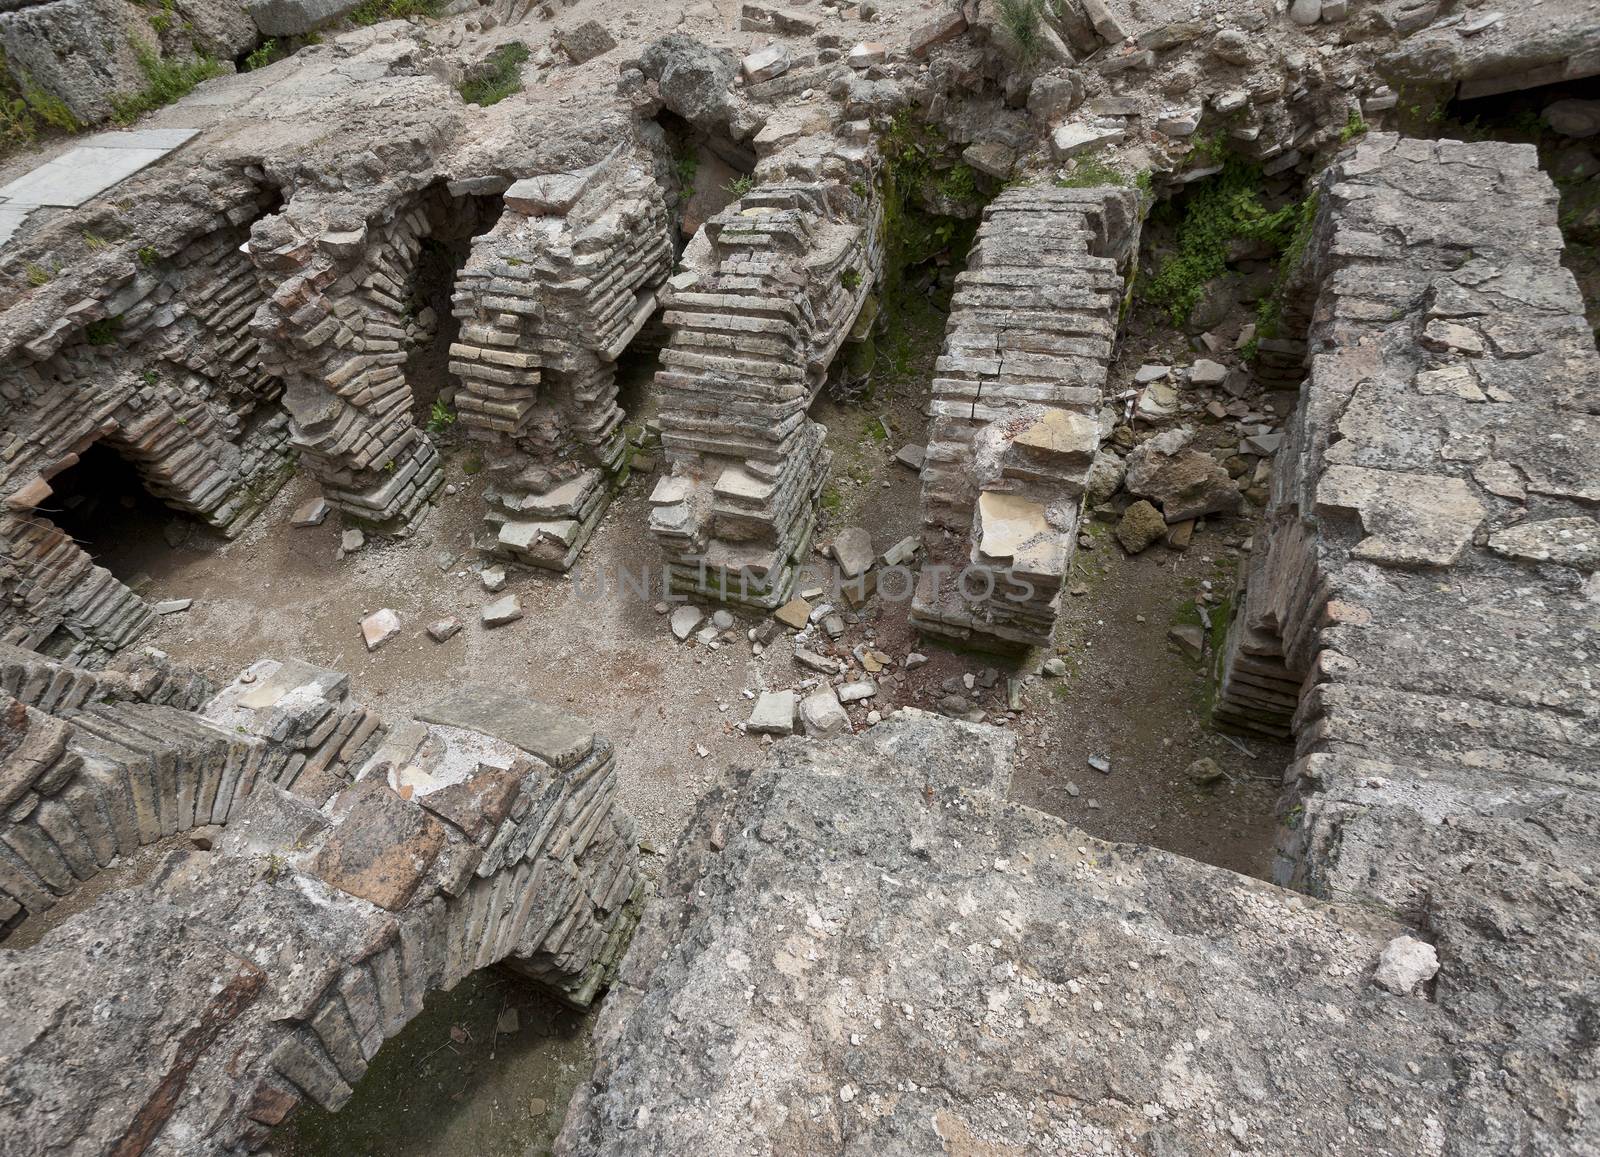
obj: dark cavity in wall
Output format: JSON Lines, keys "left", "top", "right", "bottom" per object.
{"left": 275, "top": 967, "right": 594, "bottom": 1157}
{"left": 1431, "top": 74, "right": 1600, "bottom": 336}
{"left": 648, "top": 109, "right": 756, "bottom": 248}
{"left": 36, "top": 441, "right": 206, "bottom": 579}
{"left": 407, "top": 186, "right": 505, "bottom": 433}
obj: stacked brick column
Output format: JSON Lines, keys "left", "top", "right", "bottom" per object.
{"left": 451, "top": 148, "right": 672, "bottom": 570}
{"left": 911, "top": 186, "right": 1137, "bottom": 652}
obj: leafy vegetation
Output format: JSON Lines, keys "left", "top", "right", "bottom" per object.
{"left": 111, "top": 49, "right": 225, "bottom": 125}
{"left": 426, "top": 398, "right": 457, "bottom": 434}
{"left": 84, "top": 316, "right": 122, "bottom": 345}
{"left": 840, "top": 268, "right": 862, "bottom": 291}
{"left": 1055, "top": 157, "right": 1126, "bottom": 189}
{"left": 24, "top": 263, "right": 51, "bottom": 287}
{"left": 137, "top": 246, "right": 160, "bottom": 267}
{"left": 1248, "top": 189, "right": 1319, "bottom": 354}
{"left": 0, "top": 48, "right": 81, "bottom": 156}
{"left": 1145, "top": 159, "right": 1303, "bottom": 326}
{"left": 458, "top": 41, "right": 529, "bottom": 107}
{"left": 994, "top": 0, "right": 1044, "bottom": 65}
{"left": 244, "top": 39, "right": 286, "bottom": 72}
{"left": 724, "top": 173, "right": 754, "bottom": 198}
{"left": 348, "top": 0, "right": 441, "bottom": 24}
{"left": 1338, "top": 110, "right": 1368, "bottom": 143}
{"left": 672, "top": 143, "right": 699, "bottom": 189}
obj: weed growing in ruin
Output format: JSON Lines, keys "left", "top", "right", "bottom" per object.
{"left": 111, "top": 50, "right": 225, "bottom": 124}
{"left": 1146, "top": 160, "right": 1301, "bottom": 326}
{"left": 458, "top": 41, "right": 529, "bottom": 107}
{"left": 0, "top": 48, "right": 80, "bottom": 155}
{"left": 724, "top": 174, "right": 754, "bottom": 198}
{"left": 84, "top": 316, "right": 122, "bottom": 345}
{"left": 24, "top": 263, "right": 51, "bottom": 287}
{"left": 349, "top": 0, "right": 442, "bottom": 24}
{"left": 81, "top": 231, "right": 107, "bottom": 250}
{"left": 1055, "top": 157, "right": 1125, "bottom": 189}
{"left": 244, "top": 39, "right": 284, "bottom": 72}
{"left": 1339, "top": 111, "right": 1368, "bottom": 143}
{"left": 672, "top": 144, "right": 699, "bottom": 190}
{"left": 427, "top": 398, "right": 457, "bottom": 434}
{"left": 995, "top": 0, "right": 1044, "bottom": 64}
{"left": 841, "top": 268, "right": 862, "bottom": 291}
{"left": 937, "top": 162, "right": 979, "bottom": 203}
{"left": 137, "top": 245, "right": 159, "bottom": 266}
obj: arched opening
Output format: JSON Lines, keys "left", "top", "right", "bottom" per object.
{"left": 35, "top": 440, "right": 209, "bottom": 584}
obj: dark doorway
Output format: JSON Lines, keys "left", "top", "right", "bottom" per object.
{"left": 38, "top": 442, "right": 200, "bottom": 581}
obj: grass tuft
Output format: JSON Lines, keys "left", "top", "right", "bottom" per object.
{"left": 457, "top": 41, "right": 529, "bottom": 107}
{"left": 110, "top": 49, "right": 225, "bottom": 125}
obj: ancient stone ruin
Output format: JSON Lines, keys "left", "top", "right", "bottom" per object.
{"left": 0, "top": 0, "right": 1597, "bottom": 1153}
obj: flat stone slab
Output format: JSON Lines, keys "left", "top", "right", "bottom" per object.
{"left": 416, "top": 685, "right": 594, "bottom": 770}
{"left": 746, "top": 690, "right": 796, "bottom": 735}
{"left": 0, "top": 131, "right": 199, "bottom": 208}
{"left": 0, "top": 206, "right": 33, "bottom": 248}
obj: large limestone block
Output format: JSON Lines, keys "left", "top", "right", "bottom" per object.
{"left": 1316, "top": 465, "right": 1485, "bottom": 567}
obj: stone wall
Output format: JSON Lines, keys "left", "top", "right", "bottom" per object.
{"left": 910, "top": 184, "right": 1136, "bottom": 652}
{"left": 557, "top": 710, "right": 1468, "bottom": 1155}
{"left": 0, "top": 175, "right": 293, "bottom": 664}
{"left": 451, "top": 146, "right": 672, "bottom": 571}
{"left": 1217, "top": 133, "right": 1599, "bottom": 1150}
{"left": 0, "top": 646, "right": 640, "bottom": 1152}
{"left": 649, "top": 129, "right": 881, "bottom": 609}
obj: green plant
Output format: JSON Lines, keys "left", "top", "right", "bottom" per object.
{"left": 83, "top": 316, "right": 121, "bottom": 345}
{"left": 724, "top": 173, "right": 755, "bottom": 198}
{"left": 22, "top": 83, "right": 78, "bottom": 134}
{"left": 1146, "top": 159, "right": 1302, "bottom": 326}
{"left": 672, "top": 143, "right": 699, "bottom": 189}
{"left": 1055, "top": 157, "right": 1125, "bottom": 189}
{"left": 82, "top": 231, "right": 107, "bottom": 250}
{"left": 110, "top": 49, "right": 225, "bottom": 124}
{"left": 936, "top": 162, "right": 979, "bottom": 202}
{"left": 142, "top": 369, "right": 159, "bottom": 386}
{"left": 457, "top": 41, "right": 529, "bottom": 107}
{"left": 243, "top": 39, "right": 283, "bottom": 71}
{"left": 995, "top": 0, "right": 1043, "bottom": 64}
{"left": 137, "top": 245, "right": 159, "bottom": 266}
{"left": 427, "top": 398, "right": 457, "bottom": 433}
{"left": 348, "top": 0, "right": 442, "bottom": 25}
{"left": 1339, "top": 110, "right": 1368, "bottom": 144}
{"left": 841, "top": 268, "right": 862, "bottom": 291}
{"left": 24, "top": 263, "right": 50, "bottom": 287}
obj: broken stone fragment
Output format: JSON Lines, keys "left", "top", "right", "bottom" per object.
{"left": 427, "top": 617, "right": 463, "bottom": 643}
{"left": 773, "top": 598, "right": 811, "bottom": 629}
{"left": 830, "top": 527, "right": 874, "bottom": 578}
{"left": 1372, "top": 935, "right": 1440, "bottom": 996}
{"left": 153, "top": 598, "right": 191, "bottom": 615}
{"left": 794, "top": 646, "right": 841, "bottom": 675}
{"left": 556, "top": 19, "right": 617, "bottom": 64}
{"left": 670, "top": 605, "right": 703, "bottom": 640}
{"left": 838, "top": 680, "right": 877, "bottom": 704}
{"left": 309, "top": 777, "right": 445, "bottom": 911}
{"left": 481, "top": 595, "right": 523, "bottom": 628}
{"left": 341, "top": 528, "right": 365, "bottom": 553}
{"left": 1115, "top": 500, "right": 1167, "bottom": 554}
{"left": 800, "top": 687, "right": 850, "bottom": 737}
{"left": 744, "top": 44, "right": 791, "bottom": 83}
{"left": 847, "top": 42, "right": 887, "bottom": 68}
{"left": 894, "top": 444, "right": 926, "bottom": 471}
{"left": 1487, "top": 517, "right": 1600, "bottom": 571}
{"left": 1050, "top": 122, "right": 1125, "bottom": 161}
{"left": 1186, "top": 757, "right": 1225, "bottom": 785}
{"left": 1169, "top": 623, "right": 1204, "bottom": 660}
{"left": 1124, "top": 440, "right": 1241, "bottom": 523}
{"left": 747, "top": 690, "right": 796, "bottom": 736}
{"left": 1041, "top": 657, "right": 1066, "bottom": 677}
{"left": 290, "top": 497, "right": 329, "bottom": 527}
{"left": 481, "top": 565, "right": 507, "bottom": 593}
{"left": 360, "top": 608, "right": 401, "bottom": 652}
{"left": 1188, "top": 358, "right": 1228, "bottom": 386}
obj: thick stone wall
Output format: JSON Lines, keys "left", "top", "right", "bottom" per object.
{"left": 0, "top": 648, "right": 640, "bottom": 1153}
{"left": 0, "top": 178, "right": 293, "bottom": 664}
{"left": 649, "top": 131, "right": 881, "bottom": 608}
{"left": 910, "top": 184, "right": 1136, "bottom": 652}
{"left": 558, "top": 710, "right": 1467, "bottom": 1155}
{"left": 1217, "top": 134, "right": 1599, "bottom": 1150}
{"left": 451, "top": 146, "right": 672, "bottom": 571}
